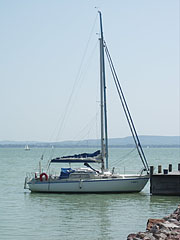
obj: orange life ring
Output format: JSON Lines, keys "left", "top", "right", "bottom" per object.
{"left": 40, "top": 173, "right": 48, "bottom": 181}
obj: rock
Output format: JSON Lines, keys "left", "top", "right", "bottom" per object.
{"left": 160, "top": 222, "right": 179, "bottom": 229}
{"left": 146, "top": 219, "right": 165, "bottom": 231}
{"left": 127, "top": 204, "right": 180, "bottom": 240}
{"left": 153, "top": 232, "right": 167, "bottom": 239}
{"left": 127, "top": 233, "right": 137, "bottom": 240}
{"left": 136, "top": 232, "right": 148, "bottom": 238}
{"left": 143, "top": 232, "right": 156, "bottom": 240}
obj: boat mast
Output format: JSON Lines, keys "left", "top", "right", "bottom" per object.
{"left": 99, "top": 37, "right": 104, "bottom": 171}
{"left": 99, "top": 11, "right": 108, "bottom": 170}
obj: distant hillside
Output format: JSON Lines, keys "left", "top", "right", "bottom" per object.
{"left": 0, "top": 136, "right": 179, "bottom": 148}
{"left": 59, "top": 135, "right": 180, "bottom": 147}
{"left": 109, "top": 136, "right": 180, "bottom": 146}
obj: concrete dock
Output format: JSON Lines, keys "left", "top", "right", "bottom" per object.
{"left": 150, "top": 164, "right": 180, "bottom": 196}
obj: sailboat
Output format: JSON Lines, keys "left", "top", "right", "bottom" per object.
{"left": 24, "top": 12, "right": 149, "bottom": 193}
{"left": 25, "top": 145, "right": 30, "bottom": 151}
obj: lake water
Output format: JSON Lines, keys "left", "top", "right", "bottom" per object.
{"left": 0, "top": 147, "right": 180, "bottom": 239}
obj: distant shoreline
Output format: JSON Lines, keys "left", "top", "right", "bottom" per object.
{"left": 1, "top": 136, "right": 179, "bottom": 148}
{"left": 0, "top": 144, "right": 179, "bottom": 148}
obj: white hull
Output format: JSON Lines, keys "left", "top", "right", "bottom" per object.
{"left": 28, "top": 175, "right": 149, "bottom": 193}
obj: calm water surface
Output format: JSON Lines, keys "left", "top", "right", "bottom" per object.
{"left": 0, "top": 147, "right": 180, "bottom": 239}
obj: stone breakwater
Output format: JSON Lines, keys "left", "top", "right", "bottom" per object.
{"left": 127, "top": 205, "right": 180, "bottom": 240}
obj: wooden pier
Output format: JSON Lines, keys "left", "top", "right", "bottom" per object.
{"left": 150, "top": 164, "right": 180, "bottom": 195}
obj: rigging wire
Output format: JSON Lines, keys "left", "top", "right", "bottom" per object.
{"left": 110, "top": 147, "right": 137, "bottom": 166}
{"left": 60, "top": 40, "right": 99, "bottom": 137}
{"left": 104, "top": 43, "right": 149, "bottom": 172}
{"left": 47, "top": 42, "right": 99, "bottom": 163}
{"left": 57, "top": 110, "right": 101, "bottom": 160}
{"left": 38, "top": 14, "right": 99, "bottom": 168}
{"left": 45, "top": 38, "right": 98, "bottom": 163}
{"left": 71, "top": 109, "right": 100, "bottom": 142}
{"left": 54, "top": 16, "right": 99, "bottom": 144}
{"left": 40, "top": 14, "right": 99, "bottom": 161}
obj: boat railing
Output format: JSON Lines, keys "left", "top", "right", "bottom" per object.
{"left": 111, "top": 167, "right": 147, "bottom": 175}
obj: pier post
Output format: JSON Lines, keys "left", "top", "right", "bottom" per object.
{"left": 158, "top": 165, "right": 162, "bottom": 174}
{"left": 169, "top": 164, "right": 172, "bottom": 172}
{"left": 150, "top": 166, "right": 154, "bottom": 176}
{"left": 150, "top": 166, "right": 154, "bottom": 194}
{"left": 178, "top": 164, "right": 180, "bottom": 171}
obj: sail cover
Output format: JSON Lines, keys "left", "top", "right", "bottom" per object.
{"left": 51, "top": 150, "right": 102, "bottom": 163}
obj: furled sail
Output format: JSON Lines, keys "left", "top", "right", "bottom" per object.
{"left": 51, "top": 150, "right": 102, "bottom": 163}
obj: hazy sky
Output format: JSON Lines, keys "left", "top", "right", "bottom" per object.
{"left": 0, "top": 0, "right": 179, "bottom": 142}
